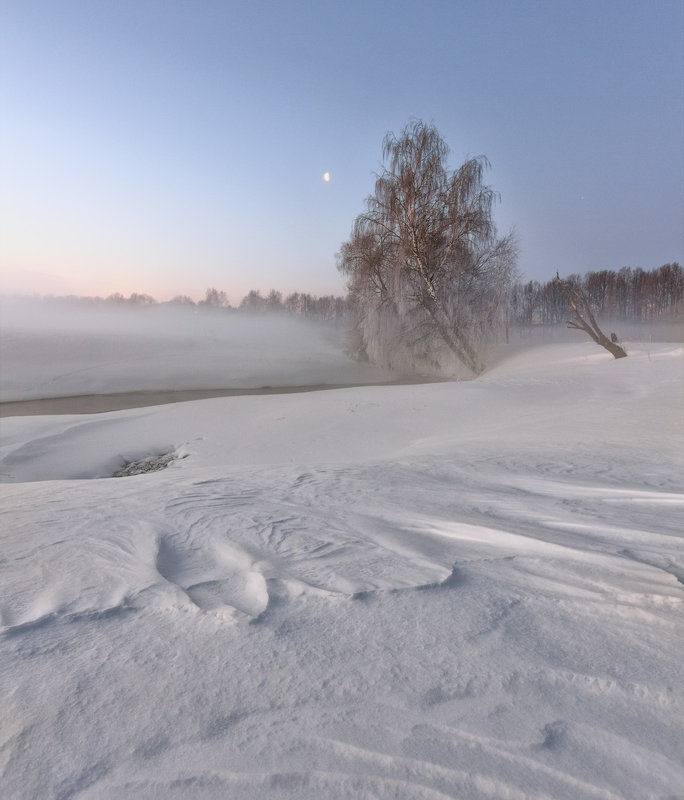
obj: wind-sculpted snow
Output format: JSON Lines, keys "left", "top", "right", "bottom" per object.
{"left": 0, "top": 343, "right": 683, "bottom": 799}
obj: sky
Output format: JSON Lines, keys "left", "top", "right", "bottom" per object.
{"left": 1, "top": 0, "right": 682, "bottom": 304}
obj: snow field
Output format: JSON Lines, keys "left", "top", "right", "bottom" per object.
{"left": 0, "top": 336, "right": 683, "bottom": 799}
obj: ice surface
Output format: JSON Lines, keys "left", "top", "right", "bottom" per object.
{"left": 0, "top": 327, "right": 683, "bottom": 799}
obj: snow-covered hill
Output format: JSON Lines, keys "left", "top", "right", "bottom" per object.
{"left": 1, "top": 329, "right": 683, "bottom": 799}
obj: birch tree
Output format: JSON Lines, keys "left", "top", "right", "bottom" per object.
{"left": 338, "top": 121, "right": 516, "bottom": 375}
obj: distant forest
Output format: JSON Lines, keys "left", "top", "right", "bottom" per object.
{"left": 510, "top": 263, "right": 683, "bottom": 326}
{"left": 44, "top": 287, "right": 347, "bottom": 323}
{"left": 40, "top": 263, "right": 682, "bottom": 329}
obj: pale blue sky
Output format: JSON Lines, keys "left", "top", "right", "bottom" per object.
{"left": 1, "top": 0, "right": 682, "bottom": 302}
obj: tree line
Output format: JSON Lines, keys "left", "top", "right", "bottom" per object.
{"left": 37, "top": 287, "right": 347, "bottom": 323}
{"left": 164, "top": 287, "right": 347, "bottom": 322}
{"left": 37, "top": 262, "right": 682, "bottom": 332}
{"left": 510, "top": 264, "right": 683, "bottom": 327}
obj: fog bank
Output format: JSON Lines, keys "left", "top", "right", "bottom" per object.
{"left": 0, "top": 298, "right": 393, "bottom": 402}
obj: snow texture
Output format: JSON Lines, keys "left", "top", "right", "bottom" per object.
{"left": 0, "top": 311, "right": 683, "bottom": 799}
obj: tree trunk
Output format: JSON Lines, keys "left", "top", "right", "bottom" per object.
{"left": 423, "top": 299, "right": 485, "bottom": 375}
{"left": 555, "top": 275, "right": 627, "bottom": 359}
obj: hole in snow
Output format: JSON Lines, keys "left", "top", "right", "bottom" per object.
{"left": 112, "top": 451, "right": 187, "bottom": 477}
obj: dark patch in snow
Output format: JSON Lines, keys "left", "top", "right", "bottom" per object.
{"left": 113, "top": 451, "right": 187, "bottom": 477}
{"left": 133, "top": 733, "right": 171, "bottom": 760}
{"left": 201, "top": 711, "right": 250, "bottom": 740}
{"left": 538, "top": 720, "right": 568, "bottom": 751}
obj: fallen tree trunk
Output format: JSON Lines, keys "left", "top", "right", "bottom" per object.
{"left": 555, "top": 274, "right": 627, "bottom": 359}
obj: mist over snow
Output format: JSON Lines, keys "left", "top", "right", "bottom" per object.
{"left": 0, "top": 309, "right": 683, "bottom": 798}
{"left": 0, "top": 297, "right": 393, "bottom": 402}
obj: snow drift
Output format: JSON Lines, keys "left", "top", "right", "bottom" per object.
{"left": 0, "top": 333, "right": 682, "bottom": 799}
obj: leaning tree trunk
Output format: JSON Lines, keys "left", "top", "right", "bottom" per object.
{"left": 423, "top": 296, "right": 485, "bottom": 375}
{"left": 555, "top": 274, "right": 627, "bottom": 359}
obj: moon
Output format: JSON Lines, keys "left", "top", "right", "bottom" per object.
{"left": 323, "top": 172, "right": 330, "bottom": 182}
